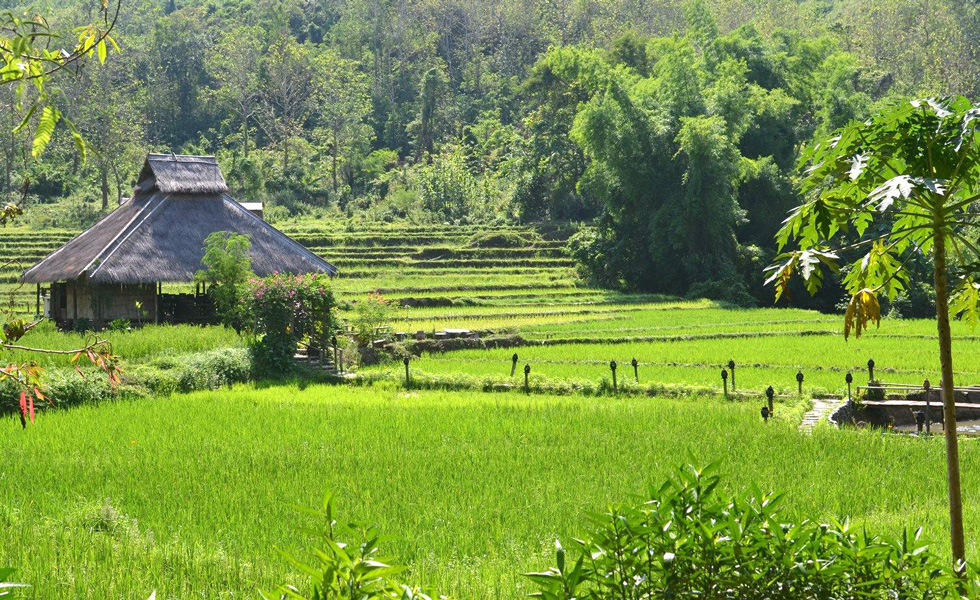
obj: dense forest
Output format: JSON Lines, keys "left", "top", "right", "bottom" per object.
{"left": 3, "top": 0, "right": 979, "bottom": 306}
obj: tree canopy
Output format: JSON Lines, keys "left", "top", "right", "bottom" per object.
{"left": 2, "top": 0, "right": 979, "bottom": 305}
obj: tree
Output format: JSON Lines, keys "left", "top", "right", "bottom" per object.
{"left": 67, "top": 59, "right": 146, "bottom": 209}
{"left": 260, "top": 36, "right": 315, "bottom": 172}
{"left": 196, "top": 231, "right": 253, "bottom": 329}
{"left": 0, "top": 2, "right": 123, "bottom": 425}
{"left": 410, "top": 66, "right": 447, "bottom": 161}
{"left": 205, "top": 26, "right": 264, "bottom": 159}
{"left": 766, "top": 96, "right": 980, "bottom": 572}
{"left": 311, "top": 48, "right": 373, "bottom": 195}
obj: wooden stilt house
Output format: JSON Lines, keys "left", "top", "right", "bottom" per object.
{"left": 21, "top": 154, "right": 336, "bottom": 327}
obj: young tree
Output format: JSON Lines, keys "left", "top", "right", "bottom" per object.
{"left": 196, "top": 231, "right": 253, "bottom": 329}
{"left": 205, "top": 26, "right": 265, "bottom": 158}
{"left": 311, "top": 49, "right": 372, "bottom": 195}
{"left": 767, "top": 96, "right": 980, "bottom": 572}
{"left": 259, "top": 36, "right": 314, "bottom": 171}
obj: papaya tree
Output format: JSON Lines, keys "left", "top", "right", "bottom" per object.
{"left": 767, "top": 96, "right": 980, "bottom": 570}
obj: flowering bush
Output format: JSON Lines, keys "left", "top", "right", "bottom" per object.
{"left": 240, "top": 273, "right": 337, "bottom": 377}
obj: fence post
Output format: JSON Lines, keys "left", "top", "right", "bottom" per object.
{"left": 728, "top": 360, "right": 736, "bottom": 391}
{"left": 845, "top": 372, "right": 853, "bottom": 402}
{"left": 796, "top": 370, "right": 804, "bottom": 395}
{"left": 766, "top": 385, "right": 775, "bottom": 416}
{"left": 924, "top": 379, "right": 931, "bottom": 434}
{"left": 610, "top": 360, "right": 617, "bottom": 394}
{"left": 631, "top": 357, "right": 638, "bottom": 382}
{"left": 404, "top": 356, "right": 411, "bottom": 389}
{"left": 332, "top": 335, "right": 338, "bottom": 372}
{"left": 867, "top": 358, "right": 875, "bottom": 382}
{"left": 721, "top": 369, "right": 728, "bottom": 397}
{"left": 511, "top": 353, "right": 519, "bottom": 377}
{"left": 524, "top": 363, "right": 531, "bottom": 394}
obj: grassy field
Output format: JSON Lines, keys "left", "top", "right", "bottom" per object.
{"left": 4, "top": 221, "right": 980, "bottom": 599}
{"left": 1, "top": 384, "right": 978, "bottom": 599}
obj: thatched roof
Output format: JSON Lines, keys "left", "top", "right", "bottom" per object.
{"left": 134, "top": 154, "right": 229, "bottom": 195}
{"left": 22, "top": 155, "right": 337, "bottom": 284}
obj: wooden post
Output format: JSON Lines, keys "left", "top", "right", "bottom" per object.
{"left": 524, "top": 363, "right": 530, "bottom": 394}
{"left": 154, "top": 282, "right": 159, "bottom": 324}
{"left": 511, "top": 353, "right": 518, "bottom": 377}
{"left": 404, "top": 356, "right": 411, "bottom": 388}
{"left": 721, "top": 369, "right": 728, "bottom": 397}
{"left": 631, "top": 357, "right": 638, "bottom": 382}
{"left": 728, "top": 360, "right": 736, "bottom": 391}
{"left": 71, "top": 280, "right": 77, "bottom": 322}
{"left": 35, "top": 284, "right": 40, "bottom": 316}
{"left": 610, "top": 360, "right": 617, "bottom": 393}
{"left": 796, "top": 370, "right": 804, "bottom": 395}
{"left": 924, "top": 379, "right": 931, "bottom": 434}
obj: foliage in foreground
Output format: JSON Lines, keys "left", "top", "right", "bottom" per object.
{"left": 527, "top": 464, "right": 973, "bottom": 600}
{"left": 262, "top": 494, "right": 434, "bottom": 600}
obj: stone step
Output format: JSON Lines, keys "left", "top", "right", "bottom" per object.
{"left": 799, "top": 398, "right": 844, "bottom": 433}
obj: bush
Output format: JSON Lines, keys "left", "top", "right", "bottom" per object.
{"left": 241, "top": 273, "right": 338, "bottom": 378}
{"left": 527, "top": 464, "right": 973, "bottom": 600}
{"left": 468, "top": 230, "right": 543, "bottom": 248}
{"left": 351, "top": 292, "right": 393, "bottom": 346}
{"left": 135, "top": 348, "right": 253, "bottom": 395}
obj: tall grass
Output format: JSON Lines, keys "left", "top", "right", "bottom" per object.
{"left": 10, "top": 322, "right": 242, "bottom": 368}
{"left": 0, "top": 384, "right": 976, "bottom": 599}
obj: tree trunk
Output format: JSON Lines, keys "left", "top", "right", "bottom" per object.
{"left": 242, "top": 114, "right": 249, "bottom": 158}
{"left": 933, "top": 232, "right": 966, "bottom": 572}
{"left": 332, "top": 126, "right": 339, "bottom": 193}
{"left": 100, "top": 163, "right": 109, "bottom": 210}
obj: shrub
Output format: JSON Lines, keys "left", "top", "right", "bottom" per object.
{"left": 136, "top": 348, "right": 252, "bottom": 395}
{"left": 468, "top": 230, "right": 543, "bottom": 248}
{"left": 527, "top": 463, "right": 974, "bottom": 600}
{"left": 351, "top": 292, "right": 392, "bottom": 346}
{"left": 241, "top": 273, "right": 337, "bottom": 378}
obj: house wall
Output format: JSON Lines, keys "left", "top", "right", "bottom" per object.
{"left": 53, "top": 277, "right": 157, "bottom": 324}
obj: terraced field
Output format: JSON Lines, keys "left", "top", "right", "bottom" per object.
{"left": 5, "top": 220, "right": 980, "bottom": 600}
{"left": 3, "top": 221, "right": 975, "bottom": 401}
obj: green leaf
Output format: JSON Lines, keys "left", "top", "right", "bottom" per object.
{"left": 31, "top": 105, "right": 60, "bottom": 159}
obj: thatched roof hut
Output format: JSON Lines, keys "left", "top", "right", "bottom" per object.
{"left": 24, "top": 154, "right": 335, "bottom": 284}
{"left": 22, "top": 154, "right": 336, "bottom": 325}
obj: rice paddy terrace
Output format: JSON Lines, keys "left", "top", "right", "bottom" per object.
{"left": 2, "top": 222, "right": 977, "bottom": 399}
{"left": 6, "top": 222, "right": 980, "bottom": 600}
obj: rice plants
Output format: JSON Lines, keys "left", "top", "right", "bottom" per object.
{"left": 0, "top": 384, "right": 977, "bottom": 600}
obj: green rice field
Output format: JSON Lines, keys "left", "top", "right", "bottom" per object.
{"left": 3, "top": 222, "right": 980, "bottom": 599}
{"left": 1, "top": 385, "right": 978, "bottom": 599}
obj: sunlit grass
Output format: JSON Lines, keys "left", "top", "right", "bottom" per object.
{"left": 1, "top": 384, "right": 978, "bottom": 599}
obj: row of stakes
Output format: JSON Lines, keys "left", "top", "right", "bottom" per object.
{"left": 400, "top": 355, "right": 883, "bottom": 410}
